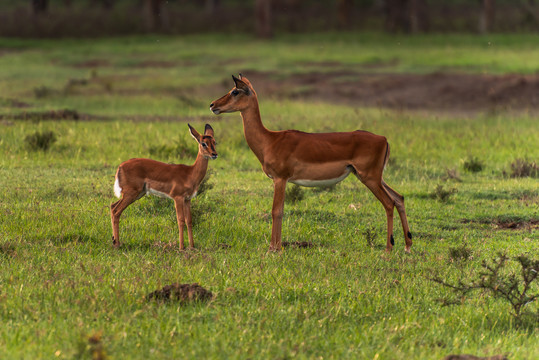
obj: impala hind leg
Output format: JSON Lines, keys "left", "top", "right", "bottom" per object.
{"left": 359, "top": 178, "right": 396, "bottom": 253}
{"left": 110, "top": 192, "right": 139, "bottom": 248}
{"left": 270, "top": 179, "right": 287, "bottom": 251}
{"left": 174, "top": 198, "right": 186, "bottom": 250}
{"left": 183, "top": 199, "right": 194, "bottom": 248}
{"left": 382, "top": 181, "right": 412, "bottom": 252}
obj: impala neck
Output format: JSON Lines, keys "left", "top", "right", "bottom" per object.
{"left": 191, "top": 150, "right": 209, "bottom": 183}
{"left": 240, "top": 99, "right": 271, "bottom": 161}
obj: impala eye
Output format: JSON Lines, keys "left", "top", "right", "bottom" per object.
{"left": 231, "top": 89, "right": 239, "bottom": 96}
{"left": 202, "top": 143, "right": 208, "bottom": 148}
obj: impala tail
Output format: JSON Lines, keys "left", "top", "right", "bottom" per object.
{"left": 113, "top": 169, "right": 122, "bottom": 198}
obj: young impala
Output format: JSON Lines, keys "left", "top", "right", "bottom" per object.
{"left": 110, "top": 124, "right": 217, "bottom": 250}
{"left": 210, "top": 75, "right": 412, "bottom": 253}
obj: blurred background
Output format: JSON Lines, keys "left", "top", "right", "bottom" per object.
{"left": 1, "top": 0, "right": 538, "bottom": 38}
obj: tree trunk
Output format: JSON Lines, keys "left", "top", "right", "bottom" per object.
{"left": 145, "top": 0, "right": 169, "bottom": 32}
{"left": 205, "top": 0, "right": 221, "bottom": 15}
{"left": 383, "top": 0, "right": 429, "bottom": 33}
{"left": 337, "top": 0, "right": 353, "bottom": 29}
{"left": 383, "top": 0, "right": 410, "bottom": 32}
{"left": 255, "top": 0, "right": 273, "bottom": 39}
{"left": 32, "top": 0, "right": 49, "bottom": 14}
{"left": 479, "top": 0, "right": 495, "bottom": 34}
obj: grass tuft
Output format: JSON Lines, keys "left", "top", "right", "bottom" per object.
{"left": 24, "top": 130, "right": 57, "bottom": 151}
{"left": 463, "top": 156, "right": 484, "bottom": 173}
{"left": 362, "top": 226, "right": 377, "bottom": 248}
{"left": 430, "top": 184, "right": 458, "bottom": 202}
{"left": 286, "top": 184, "right": 305, "bottom": 203}
{"left": 448, "top": 243, "right": 473, "bottom": 262}
{"left": 509, "top": 158, "right": 539, "bottom": 178}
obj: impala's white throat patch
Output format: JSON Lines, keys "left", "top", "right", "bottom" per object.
{"left": 114, "top": 177, "right": 122, "bottom": 198}
{"left": 289, "top": 168, "right": 352, "bottom": 187}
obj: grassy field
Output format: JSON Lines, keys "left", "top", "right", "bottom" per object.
{"left": 0, "top": 33, "right": 538, "bottom": 359}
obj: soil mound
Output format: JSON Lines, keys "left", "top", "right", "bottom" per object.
{"left": 443, "top": 355, "right": 508, "bottom": 360}
{"left": 282, "top": 241, "right": 315, "bottom": 248}
{"left": 147, "top": 283, "right": 213, "bottom": 303}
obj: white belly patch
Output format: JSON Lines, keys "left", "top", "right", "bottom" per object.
{"left": 147, "top": 187, "right": 173, "bottom": 199}
{"left": 290, "top": 168, "right": 351, "bottom": 187}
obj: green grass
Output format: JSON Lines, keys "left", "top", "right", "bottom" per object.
{"left": 0, "top": 33, "right": 538, "bottom": 359}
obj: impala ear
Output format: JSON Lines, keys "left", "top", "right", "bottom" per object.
{"left": 188, "top": 123, "right": 201, "bottom": 143}
{"left": 232, "top": 74, "right": 250, "bottom": 95}
{"left": 204, "top": 124, "right": 214, "bottom": 137}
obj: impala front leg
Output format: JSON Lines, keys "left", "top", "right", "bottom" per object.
{"left": 270, "top": 178, "right": 287, "bottom": 251}
{"left": 174, "top": 197, "right": 186, "bottom": 250}
{"left": 183, "top": 199, "right": 194, "bottom": 248}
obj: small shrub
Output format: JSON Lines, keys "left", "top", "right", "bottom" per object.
{"left": 432, "top": 252, "right": 539, "bottom": 324}
{"left": 363, "top": 226, "right": 377, "bottom": 248}
{"left": 24, "top": 131, "right": 57, "bottom": 151}
{"left": 448, "top": 243, "right": 473, "bottom": 261}
{"left": 463, "top": 156, "right": 484, "bottom": 173}
{"left": 430, "top": 184, "right": 458, "bottom": 202}
{"left": 286, "top": 184, "right": 304, "bottom": 203}
{"left": 76, "top": 331, "right": 107, "bottom": 360}
{"left": 442, "top": 168, "right": 462, "bottom": 182}
{"left": 509, "top": 158, "right": 539, "bottom": 178}
{"left": 33, "top": 86, "right": 56, "bottom": 98}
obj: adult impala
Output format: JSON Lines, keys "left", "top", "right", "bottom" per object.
{"left": 110, "top": 124, "right": 217, "bottom": 250}
{"left": 210, "top": 75, "right": 412, "bottom": 252}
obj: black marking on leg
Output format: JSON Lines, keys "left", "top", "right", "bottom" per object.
{"left": 407, "top": 231, "right": 412, "bottom": 240}
{"left": 390, "top": 234, "right": 395, "bottom": 246}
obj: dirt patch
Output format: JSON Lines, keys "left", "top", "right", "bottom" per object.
{"left": 464, "top": 218, "right": 539, "bottom": 231}
{"left": 443, "top": 355, "right": 508, "bottom": 360}
{"left": 0, "top": 109, "right": 104, "bottom": 121}
{"left": 282, "top": 241, "right": 316, "bottom": 249}
{"left": 147, "top": 283, "right": 213, "bottom": 303}
{"left": 241, "top": 70, "right": 539, "bottom": 112}
{"left": 71, "top": 59, "right": 111, "bottom": 68}
{"left": 0, "top": 98, "right": 31, "bottom": 108}
{"left": 495, "top": 219, "right": 539, "bottom": 230}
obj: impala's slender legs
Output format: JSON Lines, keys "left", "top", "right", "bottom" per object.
{"left": 183, "top": 199, "right": 194, "bottom": 248}
{"left": 382, "top": 181, "right": 412, "bottom": 251}
{"left": 363, "top": 180, "right": 396, "bottom": 252}
{"left": 174, "top": 198, "right": 186, "bottom": 250}
{"left": 270, "top": 179, "right": 287, "bottom": 251}
{"left": 110, "top": 192, "right": 140, "bottom": 247}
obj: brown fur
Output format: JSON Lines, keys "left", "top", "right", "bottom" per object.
{"left": 210, "top": 75, "right": 412, "bottom": 252}
{"left": 110, "top": 124, "right": 217, "bottom": 250}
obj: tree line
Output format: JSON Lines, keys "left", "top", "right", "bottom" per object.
{"left": 6, "top": 1, "right": 539, "bottom": 37}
